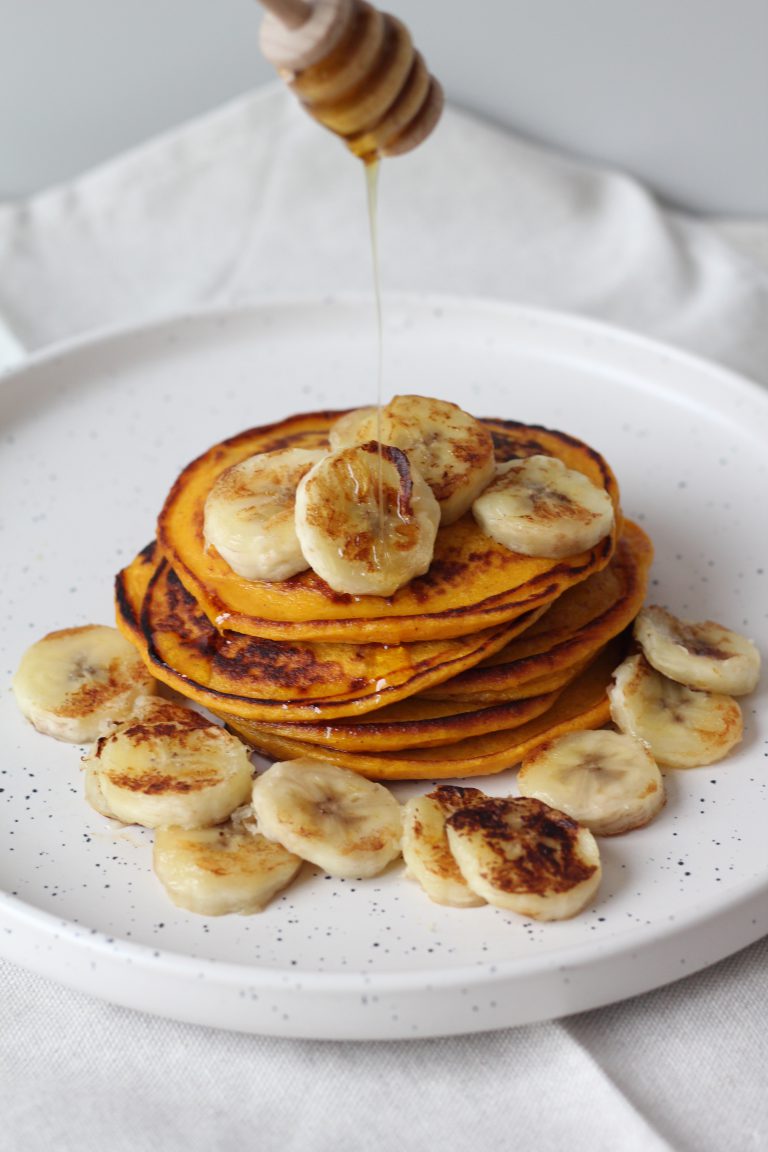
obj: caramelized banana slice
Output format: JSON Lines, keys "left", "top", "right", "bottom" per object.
{"left": 608, "top": 653, "right": 743, "bottom": 769}
{"left": 445, "top": 796, "right": 601, "bottom": 920}
{"left": 84, "top": 698, "right": 253, "bottom": 829}
{"left": 329, "top": 396, "right": 496, "bottom": 524}
{"left": 402, "top": 785, "right": 487, "bottom": 907}
{"left": 518, "top": 729, "right": 665, "bottom": 835}
{"left": 634, "top": 605, "right": 761, "bottom": 696}
{"left": 203, "top": 447, "right": 325, "bottom": 581}
{"left": 472, "top": 455, "right": 614, "bottom": 559}
{"left": 295, "top": 441, "right": 440, "bottom": 596}
{"left": 251, "top": 758, "right": 402, "bottom": 878}
{"left": 153, "top": 806, "right": 303, "bottom": 915}
{"left": 12, "top": 625, "right": 156, "bottom": 744}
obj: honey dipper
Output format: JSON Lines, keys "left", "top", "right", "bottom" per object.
{"left": 258, "top": 0, "right": 444, "bottom": 159}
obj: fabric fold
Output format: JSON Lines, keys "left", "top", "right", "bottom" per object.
{"left": 1, "top": 84, "right": 766, "bottom": 386}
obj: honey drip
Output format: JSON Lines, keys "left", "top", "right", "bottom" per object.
{"left": 365, "top": 157, "right": 386, "bottom": 544}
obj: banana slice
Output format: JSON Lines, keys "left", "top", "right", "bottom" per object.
{"left": 635, "top": 605, "right": 761, "bottom": 696}
{"left": 153, "top": 806, "right": 303, "bottom": 915}
{"left": 251, "top": 758, "right": 402, "bottom": 878}
{"left": 328, "top": 396, "right": 496, "bottom": 524}
{"left": 84, "top": 697, "right": 253, "bottom": 829}
{"left": 329, "top": 406, "right": 378, "bottom": 452}
{"left": 12, "top": 624, "right": 156, "bottom": 743}
{"left": 518, "top": 729, "right": 665, "bottom": 835}
{"left": 294, "top": 441, "right": 440, "bottom": 596}
{"left": 84, "top": 763, "right": 118, "bottom": 819}
{"left": 608, "top": 653, "right": 743, "bottom": 769}
{"left": 203, "top": 447, "right": 325, "bottom": 580}
{"left": 445, "top": 796, "right": 601, "bottom": 920}
{"left": 402, "top": 785, "right": 487, "bottom": 907}
{"left": 472, "top": 454, "right": 614, "bottom": 559}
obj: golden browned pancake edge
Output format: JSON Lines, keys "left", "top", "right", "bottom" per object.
{"left": 224, "top": 639, "right": 624, "bottom": 780}
{"left": 156, "top": 412, "right": 621, "bottom": 644}
{"left": 420, "top": 520, "right": 652, "bottom": 702}
{"left": 115, "top": 546, "right": 545, "bottom": 722}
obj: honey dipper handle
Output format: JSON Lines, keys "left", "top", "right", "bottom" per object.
{"left": 259, "top": 0, "right": 353, "bottom": 72}
{"left": 257, "top": 0, "right": 310, "bottom": 30}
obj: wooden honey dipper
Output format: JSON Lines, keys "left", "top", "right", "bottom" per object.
{"left": 258, "top": 0, "right": 444, "bottom": 160}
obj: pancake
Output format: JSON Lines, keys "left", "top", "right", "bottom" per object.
{"left": 115, "top": 540, "right": 157, "bottom": 646}
{"left": 463, "top": 650, "right": 602, "bottom": 702}
{"left": 115, "top": 546, "right": 543, "bottom": 722}
{"left": 251, "top": 687, "right": 563, "bottom": 753}
{"left": 157, "top": 412, "right": 621, "bottom": 644}
{"left": 226, "top": 639, "right": 625, "bottom": 781}
{"left": 420, "top": 521, "right": 652, "bottom": 703}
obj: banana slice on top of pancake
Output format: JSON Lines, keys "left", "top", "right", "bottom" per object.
{"left": 295, "top": 441, "right": 440, "bottom": 596}
{"left": 329, "top": 395, "right": 496, "bottom": 524}
{"left": 203, "top": 447, "right": 326, "bottom": 580}
{"left": 634, "top": 605, "right": 761, "bottom": 696}
{"left": 472, "top": 454, "right": 615, "bottom": 559}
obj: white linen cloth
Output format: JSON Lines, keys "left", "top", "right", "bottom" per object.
{"left": 1, "top": 85, "right": 767, "bottom": 1152}
{"left": 1, "top": 85, "right": 767, "bottom": 383}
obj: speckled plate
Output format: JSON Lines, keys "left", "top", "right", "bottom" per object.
{"left": 1, "top": 297, "right": 766, "bottom": 1039}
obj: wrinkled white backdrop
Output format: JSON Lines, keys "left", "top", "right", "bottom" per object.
{"left": 1, "top": 0, "right": 767, "bottom": 212}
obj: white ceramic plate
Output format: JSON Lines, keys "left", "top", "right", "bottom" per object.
{"left": 1, "top": 296, "right": 766, "bottom": 1039}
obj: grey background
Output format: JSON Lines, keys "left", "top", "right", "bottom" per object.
{"left": 1, "top": 0, "right": 767, "bottom": 213}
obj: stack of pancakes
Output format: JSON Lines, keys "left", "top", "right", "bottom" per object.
{"left": 115, "top": 411, "right": 653, "bottom": 780}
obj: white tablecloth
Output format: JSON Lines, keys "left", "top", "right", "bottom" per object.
{"left": 1, "top": 85, "right": 767, "bottom": 1152}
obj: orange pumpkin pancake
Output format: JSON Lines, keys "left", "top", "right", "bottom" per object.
{"left": 251, "top": 687, "right": 563, "bottom": 753}
{"left": 226, "top": 639, "right": 625, "bottom": 780}
{"left": 157, "top": 412, "right": 620, "bottom": 644}
{"left": 115, "top": 547, "right": 542, "bottom": 722}
{"left": 421, "top": 520, "right": 652, "bottom": 703}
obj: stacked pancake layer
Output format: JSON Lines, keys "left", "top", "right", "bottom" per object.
{"left": 115, "top": 411, "right": 652, "bottom": 780}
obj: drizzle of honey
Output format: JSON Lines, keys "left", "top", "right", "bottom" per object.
{"left": 364, "top": 156, "right": 386, "bottom": 544}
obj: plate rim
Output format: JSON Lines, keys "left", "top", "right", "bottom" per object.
{"left": 1, "top": 861, "right": 766, "bottom": 992}
{"left": 3, "top": 290, "right": 767, "bottom": 414}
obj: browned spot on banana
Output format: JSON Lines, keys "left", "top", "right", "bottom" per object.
{"left": 63, "top": 661, "right": 125, "bottom": 716}
{"left": 447, "top": 796, "right": 598, "bottom": 895}
{"left": 107, "top": 771, "right": 221, "bottom": 795}
{"left": 427, "top": 784, "right": 486, "bottom": 811}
